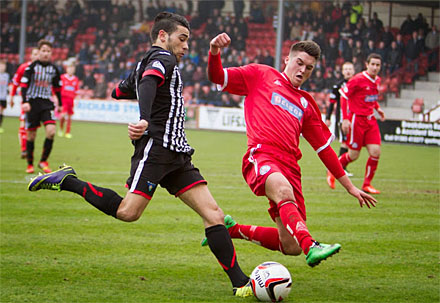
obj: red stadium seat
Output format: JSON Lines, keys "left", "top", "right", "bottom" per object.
{"left": 412, "top": 98, "right": 424, "bottom": 115}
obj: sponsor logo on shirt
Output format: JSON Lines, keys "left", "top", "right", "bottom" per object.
{"left": 152, "top": 61, "right": 165, "bottom": 74}
{"left": 274, "top": 80, "right": 282, "bottom": 86}
{"left": 259, "top": 165, "right": 271, "bottom": 176}
{"left": 271, "top": 92, "right": 303, "bottom": 121}
{"left": 364, "top": 94, "right": 379, "bottom": 102}
{"left": 300, "top": 97, "right": 308, "bottom": 108}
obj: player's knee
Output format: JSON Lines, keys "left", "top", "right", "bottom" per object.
{"left": 275, "top": 186, "right": 295, "bottom": 202}
{"left": 116, "top": 208, "right": 141, "bottom": 222}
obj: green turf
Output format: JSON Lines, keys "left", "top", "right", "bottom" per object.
{"left": 1, "top": 117, "right": 439, "bottom": 302}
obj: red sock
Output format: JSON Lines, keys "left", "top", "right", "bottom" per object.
{"left": 339, "top": 152, "right": 352, "bottom": 168}
{"left": 66, "top": 117, "right": 71, "bottom": 134}
{"left": 363, "top": 156, "right": 379, "bottom": 187}
{"left": 229, "top": 224, "right": 281, "bottom": 251}
{"left": 19, "top": 127, "right": 27, "bottom": 151}
{"left": 277, "top": 200, "right": 314, "bottom": 255}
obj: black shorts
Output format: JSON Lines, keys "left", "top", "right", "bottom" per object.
{"left": 25, "top": 99, "right": 56, "bottom": 130}
{"left": 0, "top": 99, "right": 6, "bottom": 108}
{"left": 126, "top": 135, "right": 206, "bottom": 199}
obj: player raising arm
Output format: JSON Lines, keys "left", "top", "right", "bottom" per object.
{"left": 203, "top": 33, "right": 376, "bottom": 267}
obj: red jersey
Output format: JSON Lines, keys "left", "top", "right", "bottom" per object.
{"left": 10, "top": 61, "right": 31, "bottom": 97}
{"left": 61, "top": 74, "right": 79, "bottom": 100}
{"left": 221, "top": 63, "right": 333, "bottom": 161}
{"left": 340, "top": 71, "right": 380, "bottom": 118}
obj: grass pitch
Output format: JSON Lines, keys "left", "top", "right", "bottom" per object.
{"left": 1, "top": 117, "right": 439, "bottom": 302}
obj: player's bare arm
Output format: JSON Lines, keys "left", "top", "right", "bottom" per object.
{"left": 128, "top": 119, "right": 148, "bottom": 140}
{"left": 337, "top": 175, "right": 377, "bottom": 208}
{"left": 376, "top": 107, "right": 386, "bottom": 121}
{"left": 341, "top": 119, "right": 351, "bottom": 134}
{"left": 210, "top": 33, "right": 231, "bottom": 55}
{"left": 22, "top": 103, "right": 31, "bottom": 113}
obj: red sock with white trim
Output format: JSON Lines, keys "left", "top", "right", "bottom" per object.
{"left": 61, "top": 176, "right": 122, "bottom": 218}
{"left": 339, "top": 152, "right": 353, "bottom": 169}
{"left": 363, "top": 156, "right": 379, "bottom": 187}
{"left": 277, "top": 200, "right": 314, "bottom": 255}
{"left": 229, "top": 224, "right": 281, "bottom": 251}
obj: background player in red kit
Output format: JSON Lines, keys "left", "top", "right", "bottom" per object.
{"left": 205, "top": 33, "right": 376, "bottom": 267}
{"left": 59, "top": 62, "right": 79, "bottom": 139}
{"left": 327, "top": 53, "right": 386, "bottom": 194}
{"left": 9, "top": 48, "right": 39, "bottom": 158}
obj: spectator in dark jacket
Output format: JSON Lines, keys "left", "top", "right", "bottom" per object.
{"left": 387, "top": 41, "right": 402, "bottom": 74}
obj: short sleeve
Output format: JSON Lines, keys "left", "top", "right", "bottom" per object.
{"left": 142, "top": 51, "right": 175, "bottom": 87}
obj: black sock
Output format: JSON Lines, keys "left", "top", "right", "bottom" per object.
{"left": 41, "top": 138, "right": 53, "bottom": 162}
{"left": 62, "top": 176, "right": 122, "bottom": 218}
{"left": 26, "top": 140, "right": 34, "bottom": 165}
{"left": 0, "top": 113, "right": 3, "bottom": 126}
{"left": 205, "top": 224, "right": 249, "bottom": 288}
{"left": 339, "top": 147, "right": 348, "bottom": 157}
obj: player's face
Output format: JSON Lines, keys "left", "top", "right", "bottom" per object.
{"left": 66, "top": 65, "right": 75, "bottom": 75}
{"left": 166, "top": 25, "right": 189, "bottom": 62}
{"left": 39, "top": 45, "right": 52, "bottom": 62}
{"left": 342, "top": 63, "right": 355, "bottom": 80}
{"left": 30, "top": 49, "right": 39, "bottom": 62}
{"left": 0, "top": 62, "right": 6, "bottom": 73}
{"left": 284, "top": 51, "right": 316, "bottom": 87}
{"left": 366, "top": 58, "right": 381, "bottom": 77}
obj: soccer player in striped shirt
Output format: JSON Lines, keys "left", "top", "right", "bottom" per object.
{"left": 21, "top": 40, "right": 62, "bottom": 174}
{"left": 28, "top": 13, "right": 252, "bottom": 298}
{"left": 204, "top": 33, "right": 376, "bottom": 267}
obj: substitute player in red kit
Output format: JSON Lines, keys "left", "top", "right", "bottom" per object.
{"left": 327, "top": 53, "right": 386, "bottom": 194}
{"left": 9, "top": 48, "right": 39, "bottom": 158}
{"left": 204, "top": 33, "right": 376, "bottom": 267}
{"left": 58, "top": 62, "right": 79, "bottom": 139}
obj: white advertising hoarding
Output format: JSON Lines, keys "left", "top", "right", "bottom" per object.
{"left": 198, "top": 106, "right": 246, "bottom": 132}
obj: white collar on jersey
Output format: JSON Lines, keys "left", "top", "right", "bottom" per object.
{"left": 362, "top": 71, "right": 378, "bottom": 83}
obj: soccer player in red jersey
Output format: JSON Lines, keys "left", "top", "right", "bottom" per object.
{"left": 9, "top": 48, "right": 39, "bottom": 158}
{"left": 328, "top": 54, "right": 386, "bottom": 194}
{"left": 205, "top": 33, "right": 376, "bottom": 267}
{"left": 59, "top": 62, "right": 79, "bottom": 139}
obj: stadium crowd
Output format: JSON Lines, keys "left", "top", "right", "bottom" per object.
{"left": 1, "top": 0, "right": 439, "bottom": 110}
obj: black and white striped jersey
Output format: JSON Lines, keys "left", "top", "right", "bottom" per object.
{"left": 21, "top": 60, "right": 62, "bottom": 102}
{"left": 117, "top": 46, "right": 193, "bottom": 155}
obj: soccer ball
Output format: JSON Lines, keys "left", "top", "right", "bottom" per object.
{"left": 250, "top": 261, "right": 292, "bottom": 302}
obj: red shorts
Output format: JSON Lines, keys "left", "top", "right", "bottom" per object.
{"left": 242, "top": 144, "right": 306, "bottom": 221}
{"left": 62, "top": 97, "right": 74, "bottom": 115}
{"left": 347, "top": 114, "right": 381, "bottom": 150}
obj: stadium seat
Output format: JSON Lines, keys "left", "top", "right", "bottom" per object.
{"left": 411, "top": 98, "right": 424, "bottom": 116}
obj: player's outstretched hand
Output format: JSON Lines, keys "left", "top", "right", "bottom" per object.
{"left": 128, "top": 119, "right": 148, "bottom": 140}
{"left": 210, "top": 33, "right": 231, "bottom": 55}
{"left": 348, "top": 186, "right": 377, "bottom": 208}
